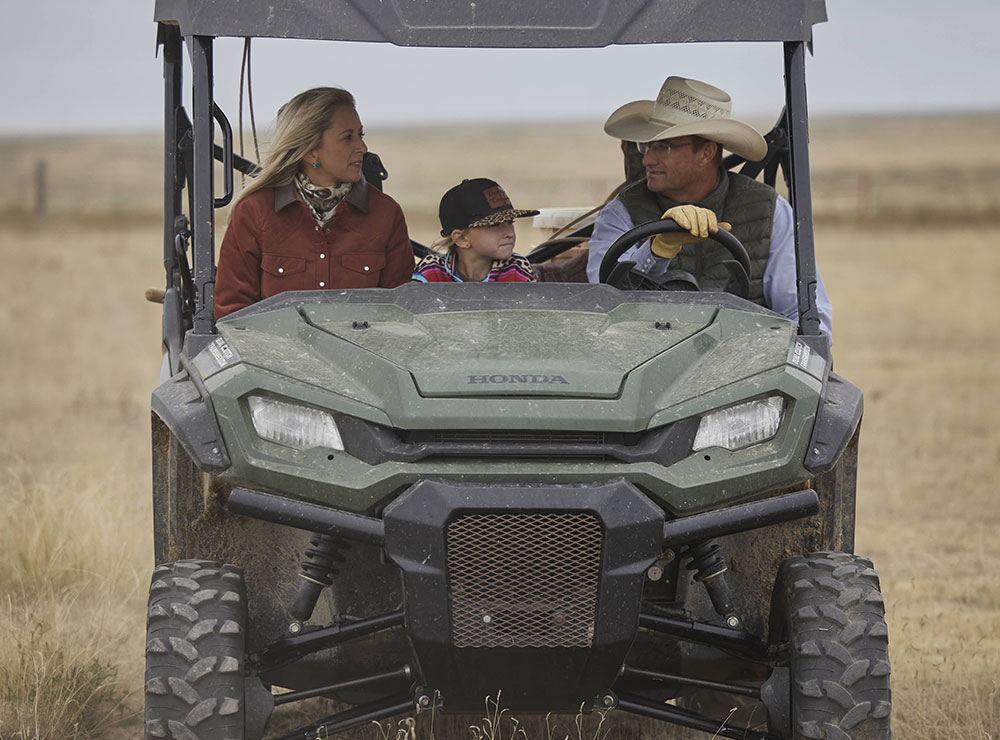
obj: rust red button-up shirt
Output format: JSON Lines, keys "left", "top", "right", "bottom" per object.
{"left": 214, "top": 179, "right": 413, "bottom": 318}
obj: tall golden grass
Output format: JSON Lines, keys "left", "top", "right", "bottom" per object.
{"left": 1, "top": 113, "right": 998, "bottom": 738}
{"left": 0, "top": 221, "right": 158, "bottom": 739}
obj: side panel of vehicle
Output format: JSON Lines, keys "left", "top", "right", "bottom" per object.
{"left": 152, "top": 416, "right": 320, "bottom": 654}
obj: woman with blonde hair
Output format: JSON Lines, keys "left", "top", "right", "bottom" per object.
{"left": 214, "top": 87, "right": 413, "bottom": 318}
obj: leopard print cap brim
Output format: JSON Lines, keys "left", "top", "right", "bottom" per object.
{"left": 467, "top": 208, "right": 541, "bottom": 229}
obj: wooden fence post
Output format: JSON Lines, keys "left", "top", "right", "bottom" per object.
{"left": 34, "top": 159, "right": 48, "bottom": 223}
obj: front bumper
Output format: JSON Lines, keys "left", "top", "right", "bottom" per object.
{"left": 228, "top": 481, "right": 820, "bottom": 712}
{"left": 381, "top": 478, "right": 663, "bottom": 711}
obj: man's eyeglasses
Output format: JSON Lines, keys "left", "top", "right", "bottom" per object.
{"left": 636, "top": 140, "right": 700, "bottom": 156}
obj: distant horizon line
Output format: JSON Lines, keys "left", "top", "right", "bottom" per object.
{"left": 3, "top": 106, "right": 999, "bottom": 139}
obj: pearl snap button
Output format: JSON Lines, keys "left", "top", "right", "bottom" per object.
{"left": 277, "top": 267, "right": 284, "bottom": 274}
{"left": 319, "top": 281, "right": 325, "bottom": 287}
{"left": 320, "top": 253, "right": 326, "bottom": 259}
{"left": 363, "top": 266, "right": 370, "bottom": 272}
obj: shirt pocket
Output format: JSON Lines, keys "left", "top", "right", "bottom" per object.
{"left": 260, "top": 254, "right": 308, "bottom": 298}
{"left": 340, "top": 252, "right": 386, "bottom": 287}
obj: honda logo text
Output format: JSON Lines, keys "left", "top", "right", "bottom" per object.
{"left": 467, "top": 374, "right": 570, "bottom": 385}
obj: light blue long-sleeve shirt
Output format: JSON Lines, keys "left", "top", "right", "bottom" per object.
{"left": 585, "top": 195, "right": 833, "bottom": 337}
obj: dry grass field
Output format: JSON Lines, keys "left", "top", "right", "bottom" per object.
{"left": 1, "top": 112, "right": 998, "bottom": 739}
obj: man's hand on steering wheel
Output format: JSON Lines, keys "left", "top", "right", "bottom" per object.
{"left": 597, "top": 206, "right": 751, "bottom": 298}
{"left": 650, "top": 205, "right": 731, "bottom": 259}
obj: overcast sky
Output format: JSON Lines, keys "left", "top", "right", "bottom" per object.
{"left": 1, "top": 1, "right": 998, "bottom": 136}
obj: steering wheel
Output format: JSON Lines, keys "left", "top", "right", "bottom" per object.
{"left": 598, "top": 218, "right": 753, "bottom": 298}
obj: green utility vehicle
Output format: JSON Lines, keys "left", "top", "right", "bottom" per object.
{"left": 146, "top": 2, "right": 890, "bottom": 739}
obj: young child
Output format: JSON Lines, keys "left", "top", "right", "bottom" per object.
{"left": 413, "top": 178, "right": 540, "bottom": 283}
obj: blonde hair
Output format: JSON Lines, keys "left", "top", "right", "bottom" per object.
{"left": 429, "top": 233, "right": 463, "bottom": 253}
{"left": 236, "top": 87, "right": 356, "bottom": 205}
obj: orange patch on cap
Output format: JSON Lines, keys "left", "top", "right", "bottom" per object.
{"left": 483, "top": 186, "right": 511, "bottom": 209}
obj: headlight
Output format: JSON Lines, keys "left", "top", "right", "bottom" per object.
{"left": 692, "top": 396, "right": 785, "bottom": 452}
{"left": 247, "top": 395, "right": 344, "bottom": 451}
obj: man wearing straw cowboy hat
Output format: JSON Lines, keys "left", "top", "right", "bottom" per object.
{"left": 586, "top": 76, "right": 832, "bottom": 335}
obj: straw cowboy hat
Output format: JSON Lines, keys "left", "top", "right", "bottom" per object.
{"left": 604, "top": 76, "right": 768, "bottom": 162}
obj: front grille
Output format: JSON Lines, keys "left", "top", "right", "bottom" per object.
{"left": 407, "top": 430, "right": 608, "bottom": 445}
{"left": 446, "top": 512, "right": 603, "bottom": 648}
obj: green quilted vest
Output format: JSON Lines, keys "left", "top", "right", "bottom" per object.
{"left": 618, "top": 170, "right": 777, "bottom": 304}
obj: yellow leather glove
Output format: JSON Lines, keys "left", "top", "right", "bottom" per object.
{"left": 650, "top": 205, "right": 731, "bottom": 259}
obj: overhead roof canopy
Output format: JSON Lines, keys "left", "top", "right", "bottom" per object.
{"left": 154, "top": 0, "right": 826, "bottom": 47}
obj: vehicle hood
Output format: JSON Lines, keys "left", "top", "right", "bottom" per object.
{"left": 198, "top": 284, "right": 811, "bottom": 431}
{"left": 302, "top": 304, "right": 716, "bottom": 398}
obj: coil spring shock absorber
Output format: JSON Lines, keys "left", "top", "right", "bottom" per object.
{"left": 682, "top": 541, "right": 742, "bottom": 629}
{"left": 290, "top": 533, "right": 350, "bottom": 624}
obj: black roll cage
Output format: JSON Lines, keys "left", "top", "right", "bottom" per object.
{"left": 154, "top": 1, "right": 827, "bottom": 375}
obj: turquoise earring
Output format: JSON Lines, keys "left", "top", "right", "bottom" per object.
{"left": 313, "top": 161, "right": 321, "bottom": 169}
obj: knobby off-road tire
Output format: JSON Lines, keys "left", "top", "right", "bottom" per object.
{"left": 145, "top": 560, "right": 248, "bottom": 740}
{"left": 771, "top": 552, "right": 891, "bottom": 740}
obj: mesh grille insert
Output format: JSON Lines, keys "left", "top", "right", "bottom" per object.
{"left": 446, "top": 512, "right": 603, "bottom": 648}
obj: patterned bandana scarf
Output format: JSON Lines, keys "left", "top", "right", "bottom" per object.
{"left": 294, "top": 172, "right": 353, "bottom": 227}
